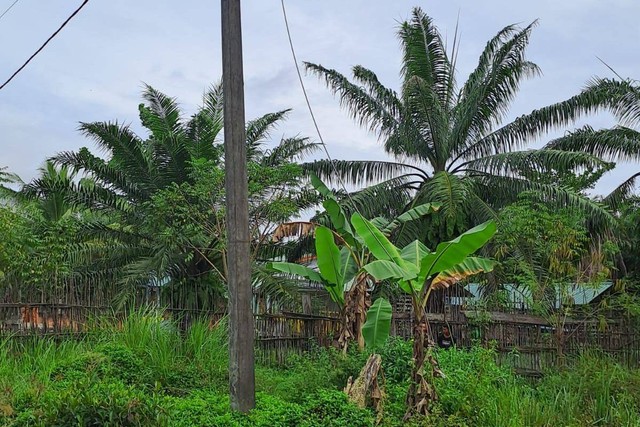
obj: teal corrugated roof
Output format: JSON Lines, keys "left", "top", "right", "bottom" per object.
{"left": 464, "top": 282, "right": 612, "bottom": 307}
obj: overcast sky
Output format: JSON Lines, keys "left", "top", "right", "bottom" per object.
{"left": 1, "top": 0, "right": 638, "bottom": 195}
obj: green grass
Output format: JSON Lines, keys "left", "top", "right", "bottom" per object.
{"left": 0, "top": 310, "right": 638, "bottom": 426}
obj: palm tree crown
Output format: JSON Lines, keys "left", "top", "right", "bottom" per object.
{"left": 46, "top": 83, "right": 318, "bottom": 307}
{"left": 305, "top": 8, "right": 634, "bottom": 242}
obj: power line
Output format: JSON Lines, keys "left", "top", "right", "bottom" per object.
{"left": 0, "top": 0, "right": 89, "bottom": 91}
{"left": 0, "top": 0, "right": 20, "bottom": 21}
{"left": 280, "top": 0, "right": 400, "bottom": 263}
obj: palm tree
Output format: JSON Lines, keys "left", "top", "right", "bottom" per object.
{"left": 540, "top": 80, "right": 640, "bottom": 199}
{"left": 0, "top": 163, "right": 91, "bottom": 307}
{"left": 304, "top": 8, "right": 635, "bottom": 244}
{"left": 49, "top": 83, "right": 319, "bottom": 309}
{"left": 0, "top": 167, "right": 18, "bottom": 186}
{"left": 542, "top": 83, "right": 640, "bottom": 283}
{"left": 21, "top": 162, "right": 79, "bottom": 223}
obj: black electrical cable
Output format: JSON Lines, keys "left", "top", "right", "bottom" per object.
{"left": 0, "top": 0, "right": 89, "bottom": 91}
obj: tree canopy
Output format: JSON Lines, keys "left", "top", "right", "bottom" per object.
{"left": 304, "top": 8, "right": 635, "bottom": 244}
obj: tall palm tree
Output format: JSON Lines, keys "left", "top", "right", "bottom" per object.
{"left": 49, "top": 83, "right": 319, "bottom": 309}
{"left": 304, "top": 8, "right": 634, "bottom": 244}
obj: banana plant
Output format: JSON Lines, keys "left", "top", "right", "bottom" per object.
{"left": 350, "top": 212, "right": 497, "bottom": 416}
{"left": 271, "top": 174, "right": 439, "bottom": 351}
{"left": 270, "top": 225, "right": 356, "bottom": 307}
{"left": 314, "top": 175, "right": 441, "bottom": 349}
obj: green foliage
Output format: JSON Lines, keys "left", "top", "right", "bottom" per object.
{"left": 0, "top": 317, "right": 639, "bottom": 427}
{"left": 0, "top": 199, "right": 80, "bottom": 292}
{"left": 362, "top": 297, "right": 392, "bottom": 349}
{"left": 164, "top": 392, "right": 239, "bottom": 427}
{"left": 491, "top": 193, "right": 616, "bottom": 314}
{"left": 256, "top": 344, "right": 367, "bottom": 403}
{"left": 96, "top": 343, "right": 146, "bottom": 385}
{"left": 166, "top": 390, "right": 374, "bottom": 427}
{"left": 617, "top": 197, "right": 640, "bottom": 284}
{"left": 314, "top": 226, "right": 348, "bottom": 304}
{"left": 14, "top": 380, "right": 168, "bottom": 427}
{"left": 357, "top": 213, "right": 496, "bottom": 294}
{"left": 434, "top": 346, "right": 514, "bottom": 420}
{"left": 301, "top": 389, "right": 374, "bottom": 427}
{"left": 305, "top": 9, "right": 636, "bottom": 244}
{"left": 377, "top": 337, "right": 413, "bottom": 383}
{"left": 271, "top": 224, "right": 357, "bottom": 306}
{"left": 544, "top": 123, "right": 640, "bottom": 208}
{"left": 353, "top": 212, "right": 496, "bottom": 363}
{"left": 16, "top": 84, "right": 319, "bottom": 309}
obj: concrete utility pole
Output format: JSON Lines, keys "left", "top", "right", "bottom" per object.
{"left": 221, "top": 0, "right": 255, "bottom": 412}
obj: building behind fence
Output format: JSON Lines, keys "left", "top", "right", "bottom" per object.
{"left": 1, "top": 303, "right": 638, "bottom": 376}
{"left": 0, "top": 282, "right": 637, "bottom": 375}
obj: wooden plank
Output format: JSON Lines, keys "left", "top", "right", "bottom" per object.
{"left": 462, "top": 310, "right": 619, "bottom": 326}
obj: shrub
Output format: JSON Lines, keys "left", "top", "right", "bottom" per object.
{"left": 48, "top": 351, "right": 108, "bottom": 384}
{"left": 301, "top": 389, "right": 375, "bottom": 427}
{"left": 245, "top": 393, "right": 304, "bottom": 427}
{"left": 378, "top": 336, "right": 413, "bottom": 384}
{"left": 256, "top": 344, "right": 366, "bottom": 403}
{"left": 434, "top": 346, "right": 513, "bottom": 421}
{"left": 11, "top": 379, "right": 168, "bottom": 427}
{"left": 166, "top": 392, "right": 241, "bottom": 427}
{"left": 96, "top": 343, "right": 147, "bottom": 385}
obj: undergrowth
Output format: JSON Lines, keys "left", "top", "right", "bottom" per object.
{"left": 0, "top": 310, "right": 638, "bottom": 426}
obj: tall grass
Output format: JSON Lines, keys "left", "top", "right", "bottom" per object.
{"left": 427, "top": 347, "right": 640, "bottom": 427}
{"left": 0, "top": 310, "right": 639, "bottom": 426}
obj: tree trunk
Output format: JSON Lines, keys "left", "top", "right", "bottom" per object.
{"left": 338, "top": 273, "right": 370, "bottom": 352}
{"left": 404, "top": 310, "right": 443, "bottom": 419}
{"left": 344, "top": 353, "right": 384, "bottom": 415}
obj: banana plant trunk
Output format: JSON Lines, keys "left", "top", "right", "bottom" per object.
{"left": 404, "top": 304, "right": 441, "bottom": 419}
{"left": 338, "top": 273, "right": 370, "bottom": 352}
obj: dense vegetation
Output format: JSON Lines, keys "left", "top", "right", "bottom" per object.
{"left": 1, "top": 5, "right": 640, "bottom": 426}
{"left": 0, "top": 314, "right": 638, "bottom": 426}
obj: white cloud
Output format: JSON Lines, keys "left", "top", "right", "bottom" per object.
{"left": 0, "top": 0, "right": 638, "bottom": 194}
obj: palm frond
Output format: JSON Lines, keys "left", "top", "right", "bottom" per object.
{"left": 474, "top": 174, "right": 615, "bottom": 229}
{"left": 339, "top": 175, "right": 415, "bottom": 220}
{"left": 603, "top": 172, "right": 640, "bottom": 210}
{"left": 140, "top": 83, "right": 185, "bottom": 139}
{"left": 399, "top": 8, "right": 454, "bottom": 109}
{"left": 261, "top": 137, "right": 320, "bottom": 166}
{"left": 351, "top": 65, "right": 402, "bottom": 118}
{"left": 52, "top": 148, "right": 146, "bottom": 203}
{"left": 455, "top": 149, "right": 608, "bottom": 178}
{"left": 414, "top": 171, "right": 469, "bottom": 223}
{"left": 304, "top": 62, "right": 399, "bottom": 137}
{"left": 202, "top": 82, "right": 225, "bottom": 122}
{"left": 245, "top": 110, "right": 290, "bottom": 159}
{"left": 0, "top": 166, "right": 20, "bottom": 186}
{"left": 451, "top": 22, "right": 540, "bottom": 159}
{"left": 252, "top": 263, "right": 301, "bottom": 310}
{"left": 612, "top": 81, "right": 640, "bottom": 125}
{"left": 403, "top": 75, "right": 448, "bottom": 166}
{"left": 79, "top": 121, "right": 154, "bottom": 182}
{"left": 545, "top": 125, "right": 640, "bottom": 163}
{"left": 186, "top": 111, "right": 223, "bottom": 161}
{"left": 458, "top": 78, "right": 637, "bottom": 160}
{"left": 303, "top": 159, "right": 427, "bottom": 187}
